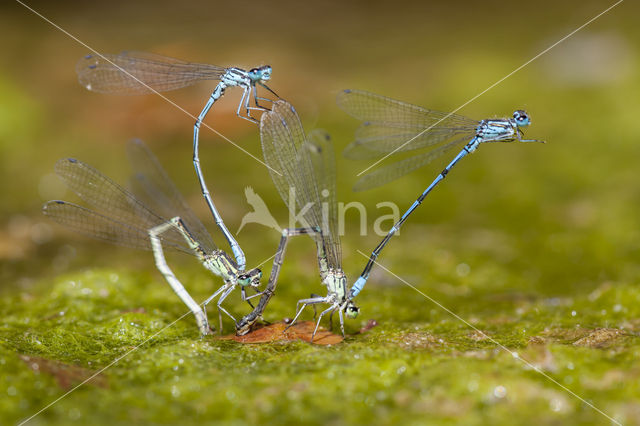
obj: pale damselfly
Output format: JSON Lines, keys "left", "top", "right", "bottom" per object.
{"left": 237, "top": 100, "right": 359, "bottom": 341}
{"left": 77, "top": 51, "right": 279, "bottom": 272}
{"left": 43, "top": 140, "right": 305, "bottom": 336}
{"left": 337, "top": 89, "right": 543, "bottom": 299}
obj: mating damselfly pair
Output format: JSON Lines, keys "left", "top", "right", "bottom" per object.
{"left": 44, "top": 50, "right": 542, "bottom": 341}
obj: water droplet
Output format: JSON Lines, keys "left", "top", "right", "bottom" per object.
{"left": 493, "top": 385, "right": 507, "bottom": 399}
{"left": 456, "top": 263, "right": 470, "bottom": 277}
{"left": 549, "top": 397, "right": 564, "bottom": 412}
{"left": 171, "top": 385, "right": 180, "bottom": 398}
{"left": 69, "top": 408, "right": 81, "bottom": 420}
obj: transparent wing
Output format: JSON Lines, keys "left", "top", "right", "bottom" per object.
{"left": 126, "top": 139, "right": 216, "bottom": 253}
{"left": 77, "top": 51, "right": 226, "bottom": 95}
{"left": 353, "top": 136, "right": 468, "bottom": 192}
{"left": 43, "top": 201, "right": 191, "bottom": 253}
{"left": 47, "top": 155, "right": 206, "bottom": 254}
{"left": 337, "top": 89, "right": 478, "bottom": 158}
{"left": 344, "top": 121, "right": 475, "bottom": 159}
{"left": 337, "top": 89, "right": 478, "bottom": 127}
{"left": 260, "top": 100, "right": 341, "bottom": 269}
{"left": 260, "top": 101, "right": 320, "bottom": 225}
{"left": 306, "top": 130, "right": 341, "bottom": 269}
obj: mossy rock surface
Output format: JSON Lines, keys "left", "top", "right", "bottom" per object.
{"left": 2, "top": 1, "right": 640, "bottom": 424}
{"left": 2, "top": 258, "right": 639, "bottom": 425}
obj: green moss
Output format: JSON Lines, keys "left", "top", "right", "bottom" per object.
{"left": 1, "top": 261, "right": 638, "bottom": 425}
{"left": 3, "top": 2, "right": 640, "bottom": 424}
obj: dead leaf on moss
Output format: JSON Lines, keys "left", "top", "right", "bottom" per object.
{"left": 572, "top": 328, "right": 625, "bottom": 348}
{"left": 20, "top": 355, "right": 108, "bottom": 390}
{"left": 539, "top": 327, "right": 590, "bottom": 343}
{"left": 218, "top": 321, "right": 343, "bottom": 345}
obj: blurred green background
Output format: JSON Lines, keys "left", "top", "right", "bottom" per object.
{"left": 1, "top": 0, "right": 639, "bottom": 425}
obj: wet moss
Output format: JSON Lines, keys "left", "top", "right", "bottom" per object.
{"left": 1, "top": 263, "right": 639, "bottom": 425}
{"left": 2, "top": 2, "right": 640, "bottom": 424}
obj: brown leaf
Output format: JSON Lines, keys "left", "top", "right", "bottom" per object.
{"left": 218, "top": 321, "right": 343, "bottom": 345}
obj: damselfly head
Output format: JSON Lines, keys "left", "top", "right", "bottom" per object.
{"left": 238, "top": 268, "right": 262, "bottom": 288}
{"left": 344, "top": 301, "right": 360, "bottom": 319}
{"left": 513, "top": 110, "right": 531, "bottom": 127}
{"left": 249, "top": 65, "right": 272, "bottom": 82}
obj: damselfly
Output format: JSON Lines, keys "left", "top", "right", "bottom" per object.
{"left": 237, "top": 100, "right": 360, "bottom": 341}
{"left": 77, "top": 51, "right": 279, "bottom": 272}
{"left": 337, "top": 89, "right": 543, "bottom": 299}
{"left": 43, "top": 140, "right": 304, "bottom": 335}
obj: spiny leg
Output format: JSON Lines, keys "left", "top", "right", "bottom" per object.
{"left": 337, "top": 309, "right": 345, "bottom": 338}
{"left": 202, "top": 282, "right": 232, "bottom": 330}
{"left": 286, "top": 296, "right": 329, "bottom": 332}
{"left": 254, "top": 82, "right": 279, "bottom": 107}
{"left": 242, "top": 287, "right": 263, "bottom": 301}
{"left": 240, "top": 287, "right": 255, "bottom": 309}
{"left": 216, "top": 285, "right": 237, "bottom": 334}
{"left": 516, "top": 131, "right": 545, "bottom": 143}
{"left": 327, "top": 306, "right": 346, "bottom": 336}
{"left": 202, "top": 282, "right": 232, "bottom": 307}
{"left": 238, "top": 85, "right": 275, "bottom": 122}
{"left": 256, "top": 82, "right": 279, "bottom": 103}
{"left": 312, "top": 305, "right": 338, "bottom": 342}
{"left": 287, "top": 302, "right": 309, "bottom": 331}
{"left": 237, "top": 86, "right": 271, "bottom": 123}
{"left": 310, "top": 293, "right": 323, "bottom": 319}
{"left": 236, "top": 86, "right": 259, "bottom": 123}
{"left": 329, "top": 308, "right": 335, "bottom": 331}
